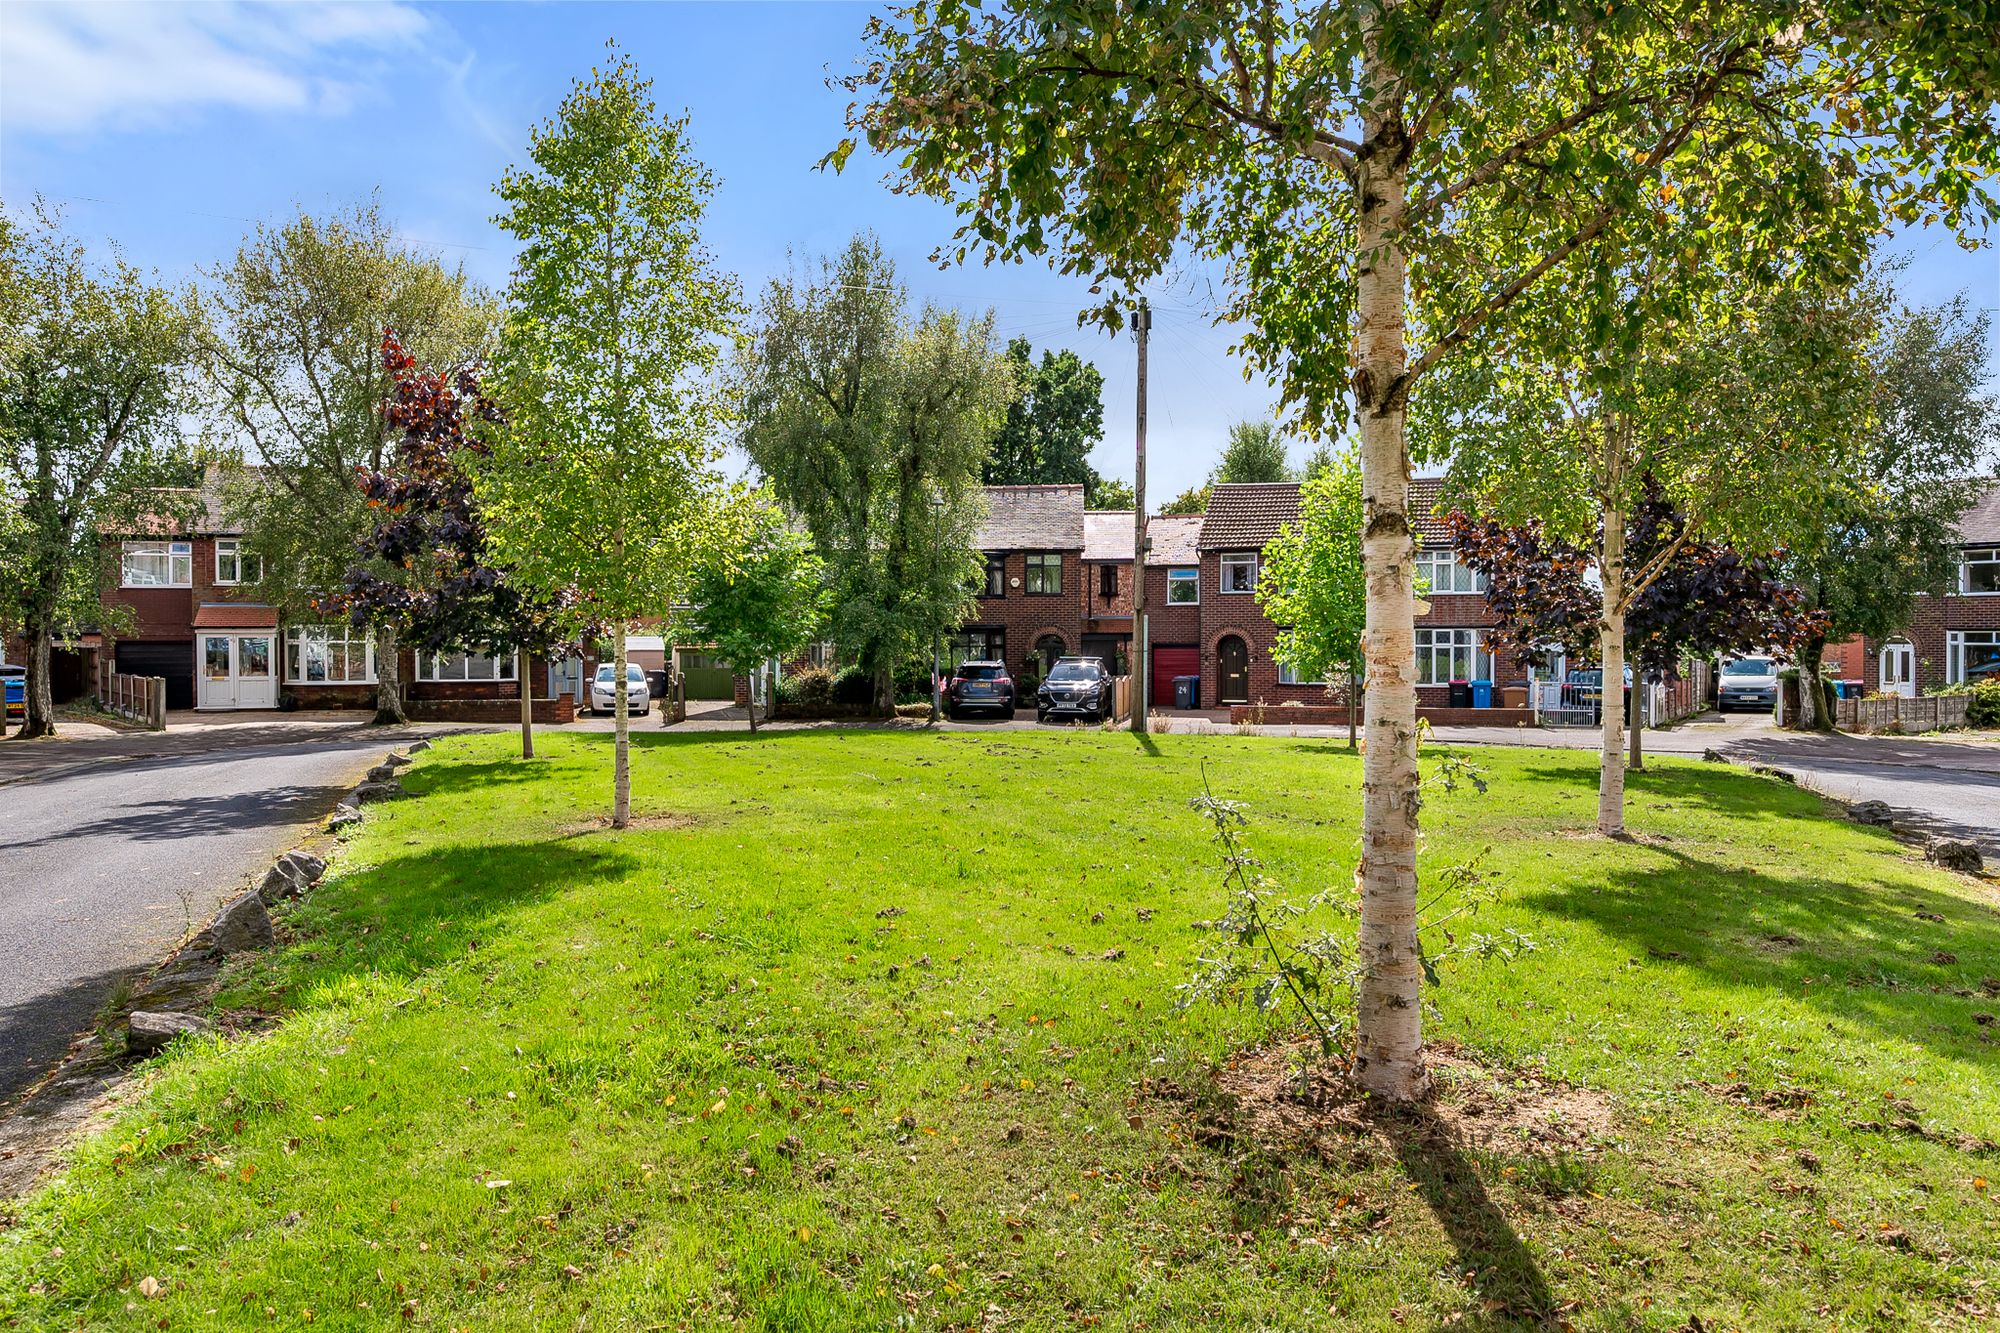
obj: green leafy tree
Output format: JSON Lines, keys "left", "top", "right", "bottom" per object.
{"left": 984, "top": 337, "right": 1108, "bottom": 494}
{"left": 1782, "top": 291, "right": 1999, "bottom": 722}
{"left": 203, "top": 199, "right": 493, "bottom": 723}
{"left": 478, "top": 47, "right": 743, "bottom": 827}
{"left": 1258, "top": 449, "right": 1366, "bottom": 745}
{"left": 740, "top": 235, "right": 1010, "bottom": 714}
{"left": 1087, "top": 475, "right": 1134, "bottom": 510}
{"left": 840, "top": 0, "right": 1999, "bottom": 1100}
{"left": 1158, "top": 484, "right": 1209, "bottom": 517}
{"left": 1426, "top": 271, "right": 1878, "bottom": 830}
{"left": 0, "top": 203, "right": 202, "bottom": 738}
{"left": 1211, "top": 419, "right": 1294, "bottom": 485}
{"left": 673, "top": 497, "right": 829, "bottom": 731}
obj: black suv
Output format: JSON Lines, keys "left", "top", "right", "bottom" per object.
{"left": 946, "top": 661, "right": 1015, "bottom": 718}
{"left": 1037, "top": 656, "right": 1111, "bottom": 723}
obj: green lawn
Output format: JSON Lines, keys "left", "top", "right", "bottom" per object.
{"left": 3, "top": 730, "right": 1995, "bottom": 1330}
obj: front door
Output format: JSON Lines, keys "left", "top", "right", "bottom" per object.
{"left": 548, "top": 655, "right": 583, "bottom": 699}
{"left": 1217, "top": 635, "right": 1249, "bottom": 704}
{"left": 200, "top": 635, "right": 236, "bottom": 709}
{"left": 198, "top": 634, "right": 279, "bottom": 710}
{"left": 1879, "top": 641, "right": 1916, "bottom": 698}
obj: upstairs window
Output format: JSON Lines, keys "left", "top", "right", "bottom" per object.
{"left": 980, "top": 554, "right": 1006, "bottom": 597}
{"left": 214, "top": 538, "right": 261, "bottom": 586}
{"left": 1098, "top": 564, "right": 1118, "bottom": 600}
{"left": 1220, "top": 551, "right": 1258, "bottom": 594}
{"left": 1962, "top": 547, "right": 2000, "bottom": 593}
{"left": 1024, "top": 552, "right": 1062, "bottom": 595}
{"left": 121, "top": 540, "right": 192, "bottom": 588}
{"left": 1415, "top": 547, "right": 1485, "bottom": 594}
{"left": 1166, "top": 567, "right": 1199, "bottom": 604}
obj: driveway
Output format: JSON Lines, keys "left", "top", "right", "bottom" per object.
{"left": 0, "top": 718, "right": 460, "bottom": 1107}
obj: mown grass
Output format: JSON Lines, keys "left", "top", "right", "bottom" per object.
{"left": 2, "top": 729, "right": 1995, "bottom": 1330}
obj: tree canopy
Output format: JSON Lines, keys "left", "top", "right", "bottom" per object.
{"left": 1258, "top": 449, "right": 1366, "bottom": 741}
{"left": 983, "top": 337, "right": 1110, "bottom": 497}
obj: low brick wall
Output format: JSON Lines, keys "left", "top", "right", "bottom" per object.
{"left": 1228, "top": 703, "right": 1536, "bottom": 728}
{"left": 406, "top": 695, "right": 576, "bottom": 724}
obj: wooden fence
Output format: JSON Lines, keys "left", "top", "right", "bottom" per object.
{"left": 1651, "top": 661, "right": 1713, "bottom": 725}
{"left": 1835, "top": 693, "right": 1970, "bottom": 733}
{"left": 98, "top": 668, "right": 167, "bottom": 729}
{"left": 1108, "top": 674, "right": 1133, "bottom": 722}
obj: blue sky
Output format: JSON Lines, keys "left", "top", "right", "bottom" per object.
{"left": 3, "top": 0, "right": 1994, "bottom": 497}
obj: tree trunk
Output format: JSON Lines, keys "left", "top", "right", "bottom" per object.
{"left": 1350, "top": 16, "right": 1427, "bottom": 1103}
{"left": 19, "top": 615, "right": 57, "bottom": 739}
{"left": 1597, "top": 502, "right": 1629, "bottom": 838}
{"left": 873, "top": 660, "right": 895, "bottom": 718}
{"left": 519, "top": 663, "right": 535, "bottom": 760}
{"left": 748, "top": 665, "right": 762, "bottom": 732}
{"left": 612, "top": 619, "right": 631, "bottom": 829}
{"left": 1796, "top": 635, "right": 1831, "bottom": 732}
{"left": 373, "top": 624, "right": 407, "bottom": 725}
{"left": 1347, "top": 668, "right": 1359, "bottom": 750}
{"left": 1627, "top": 664, "right": 1644, "bottom": 772}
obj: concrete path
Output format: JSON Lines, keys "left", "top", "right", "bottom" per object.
{"left": 0, "top": 718, "right": 461, "bottom": 1106}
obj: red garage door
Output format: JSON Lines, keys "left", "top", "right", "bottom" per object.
{"left": 1152, "top": 646, "right": 1200, "bottom": 710}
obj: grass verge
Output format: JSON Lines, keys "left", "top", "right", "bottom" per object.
{"left": 2, "top": 729, "right": 1995, "bottom": 1329}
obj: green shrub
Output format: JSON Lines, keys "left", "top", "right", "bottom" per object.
{"left": 1937, "top": 677, "right": 2000, "bottom": 727}
{"left": 781, "top": 666, "right": 834, "bottom": 712}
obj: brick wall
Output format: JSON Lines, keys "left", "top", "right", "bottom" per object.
{"left": 955, "top": 549, "right": 1085, "bottom": 676}
{"left": 1861, "top": 591, "right": 2000, "bottom": 693}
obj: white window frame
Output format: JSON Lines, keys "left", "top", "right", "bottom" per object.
{"left": 1275, "top": 655, "right": 1329, "bottom": 687}
{"left": 1947, "top": 630, "right": 2000, "bottom": 684}
{"left": 1166, "top": 567, "right": 1200, "bottom": 605}
{"left": 213, "top": 538, "right": 261, "bottom": 586}
{"left": 1415, "top": 547, "right": 1486, "bottom": 595}
{"left": 1960, "top": 546, "right": 2000, "bottom": 594}
{"left": 1413, "top": 628, "right": 1493, "bottom": 686}
{"left": 418, "top": 648, "right": 519, "bottom": 683}
{"left": 120, "top": 540, "right": 193, "bottom": 588}
{"left": 1219, "top": 551, "right": 1259, "bottom": 594}
{"left": 285, "top": 625, "right": 376, "bottom": 685}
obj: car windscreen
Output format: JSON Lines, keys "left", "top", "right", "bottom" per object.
{"left": 1723, "top": 659, "right": 1772, "bottom": 677}
{"left": 958, "top": 665, "right": 1004, "bottom": 680}
{"left": 595, "top": 666, "right": 645, "bottom": 681}
{"left": 1046, "top": 664, "right": 1099, "bottom": 682}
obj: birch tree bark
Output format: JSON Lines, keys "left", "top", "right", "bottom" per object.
{"left": 612, "top": 570, "right": 631, "bottom": 830}
{"left": 1350, "top": 10, "right": 1428, "bottom": 1102}
{"left": 520, "top": 666, "right": 536, "bottom": 759}
{"left": 1597, "top": 501, "right": 1629, "bottom": 837}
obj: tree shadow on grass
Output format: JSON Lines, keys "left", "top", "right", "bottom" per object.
{"left": 1377, "top": 1109, "right": 1557, "bottom": 1329}
{"left": 252, "top": 838, "right": 641, "bottom": 1002}
{"left": 1508, "top": 756, "right": 1833, "bottom": 824}
{"left": 1516, "top": 836, "right": 1999, "bottom": 1073}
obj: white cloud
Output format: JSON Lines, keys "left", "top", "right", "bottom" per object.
{"left": 0, "top": 1, "right": 430, "bottom": 134}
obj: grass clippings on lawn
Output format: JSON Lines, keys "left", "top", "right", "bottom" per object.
{"left": 1, "top": 728, "right": 1995, "bottom": 1330}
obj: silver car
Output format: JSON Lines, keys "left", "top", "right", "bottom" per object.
{"left": 589, "top": 662, "right": 651, "bottom": 716}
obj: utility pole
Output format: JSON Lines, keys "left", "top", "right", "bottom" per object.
{"left": 1129, "top": 294, "right": 1152, "bottom": 733}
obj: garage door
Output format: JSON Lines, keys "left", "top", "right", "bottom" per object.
{"left": 677, "top": 651, "right": 736, "bottom": 700}
{"left": 1152, "top": 646, "right": 1200, "bottom": 711}
{"left": 116, "top": 641, "right": 194, "bottom": 710}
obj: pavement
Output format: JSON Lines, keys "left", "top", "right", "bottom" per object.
{"left": 0, "top": 713, "right": 473, "bottom": 1108}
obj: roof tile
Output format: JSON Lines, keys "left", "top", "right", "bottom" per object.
{"left": 976, "top": 485, "right": 1085, "bottom": 550}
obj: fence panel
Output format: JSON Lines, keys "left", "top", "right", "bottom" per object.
{"left": 1835, "top": 694, "right": 1969, "bottom": 732}
{"left": 96, "top": 669, "right": 166, "bottom": 730}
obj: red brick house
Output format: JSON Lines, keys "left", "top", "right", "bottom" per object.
{"left": 1856, "top": 481, "right": 2000, "bottom": 696}
{"left": 952, "top": 485, "right": 1087, "bottom": 680}
{"left": 90, "top": 474, "right": 571, "bottom": 721}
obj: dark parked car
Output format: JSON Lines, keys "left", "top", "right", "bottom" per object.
{"left": 946, "top": 661, "right": 1014, "bottom": 718}
{"left": 1564, "top": 666, "right": 1633, "bottom": 723}
{"left": 1037, "top": 656, "right": 1111, "bottom": 724}
{"left": 1, "top": 662, "right": 22, "bottom": 720}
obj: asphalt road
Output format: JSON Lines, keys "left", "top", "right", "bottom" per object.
{"left": 0, "top": 725, "right": 405, "bottom": 1106}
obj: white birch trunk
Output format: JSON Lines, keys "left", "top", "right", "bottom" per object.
{"left": 1597, "top": 502, "right": 1629, "bottom": 837}
{"left": 1351, "top": 11, "right": 1428, "bottom": 1102}
{"left": 612, "top": 619, "right": 631, "bottom": 830}
{"left": 520, "top": 660, "right": 535, "bottom": 760}
{"left": 374, "top": 623, "right": 407, "bottom": 725}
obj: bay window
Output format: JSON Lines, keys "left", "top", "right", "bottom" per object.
{"left": 286, "top": 625, "right": 375, "bottom": 684}
{"left": 1414, "top": 628, "right": 1492, "bottom": 685}
{"left": 1948, "top": 630, "right": 2000, "bottom": 684}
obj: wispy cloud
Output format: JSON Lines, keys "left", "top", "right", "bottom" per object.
{"left": 0, "top": 1, "right": 430, "bottom": 135}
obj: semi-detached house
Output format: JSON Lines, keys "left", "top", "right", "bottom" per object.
{"left": 1856, "top": 480, "right": 2000, "bottom": 696}
{"left": 86, "top": 472, "right": 573, "bottom": 722}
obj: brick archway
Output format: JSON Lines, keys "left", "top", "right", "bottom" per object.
{"left": 1027, "top": 628, "right": 1069, "bottom": 676}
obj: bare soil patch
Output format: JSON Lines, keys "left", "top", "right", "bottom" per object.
{"left": 1164, "top": 1036, "right": 1620, "bottom": 1164}
{"left": 558, "top": 810, "right": 706, "bottom": 837}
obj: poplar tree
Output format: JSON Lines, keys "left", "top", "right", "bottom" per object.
{"left": 479, "top": 48, "right": 742, "bottom": 827}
